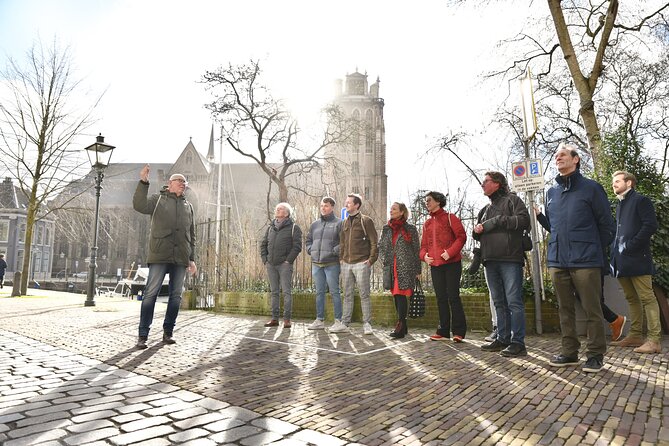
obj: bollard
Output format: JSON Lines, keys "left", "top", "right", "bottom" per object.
{"left": 11, "top": 271, "right": 21, "bottom": 297}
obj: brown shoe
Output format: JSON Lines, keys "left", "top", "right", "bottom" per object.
{"left": 610, "top": 336, "right": 644, "bottom": 347}
{"left": 264, "top": 320, "right": 279, "bottom": 327}
{"left": 609, "top": 315, "right": 626, "bottom": 342}
{"left": 633, "top": 340, "right": 662, "bottom": 354}
{"left": 283, "top": 320, "right": 292, "bottom": 329}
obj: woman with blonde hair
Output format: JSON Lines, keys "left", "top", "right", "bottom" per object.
{"left": 379, "top": 202, "right": 421, "bottom": 338}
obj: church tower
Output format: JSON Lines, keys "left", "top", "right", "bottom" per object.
{"left": 327, "top": 70, "right": 387, "bottom": 223}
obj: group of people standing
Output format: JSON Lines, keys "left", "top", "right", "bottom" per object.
{"left": 132, "top": 143, "right": 662, "bottom": 373}
{"left": 261, "top": 191, "right": 469, "bottom": 342}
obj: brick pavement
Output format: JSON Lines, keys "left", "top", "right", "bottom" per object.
{"left": 1, "top": 290, "right": 667, "bottom": 445}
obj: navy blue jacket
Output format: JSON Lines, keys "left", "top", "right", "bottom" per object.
{"left": 610, "top": 188, "right": 657, "bottom": 277}
{"left": 544, "top": 171, "right": 615, "bottom": 269}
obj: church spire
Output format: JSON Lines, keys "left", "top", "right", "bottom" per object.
{"left": 206, "top": 124, "right": 215, "bottom": 161}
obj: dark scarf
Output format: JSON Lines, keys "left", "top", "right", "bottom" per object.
{"left": 388, "top": 218, "right": 411, "bottom": 242}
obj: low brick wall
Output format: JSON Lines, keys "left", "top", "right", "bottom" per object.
{"left": 187, "top": 290, "right": 561, "bottom": 334}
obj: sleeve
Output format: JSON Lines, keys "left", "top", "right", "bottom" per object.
{"left": 410, "top": 226, "right": 421, "bottom": 274}
{"left": 286, "top": 224, "right": 303, "bottom": 264}
{"left": 132, "top": 181, "right": 157, "bottom": 215}
{"left": 189, "top": 205, "right": 196, "bottom": 261}
{"left": 472, "top": 207, "right": 485, "bottom": 241}
{"left": 483, "top": 196, "right": 530, "bottom": 232}
{"left": 536, "top": 212, "right": 550, "bottom": 232}
{"left": 378, "top": 227, "right": 390, "bottom": 267}
{"left": 332, "top": 220, "right": 342, "bottom": 256}
{"left": 366, "top": 217, "right": 379, "bottom": 265}
{"left": 593, "top": 184, "right": 615, "bottom": 253}
{"left": 305, "top": 223, "right": 314, "bottom": 255}
{"left": 624, "top": 195, "right": 658, "bottom": 254}
{"left": 260, "top": 228, "right": 269, "bottom": 264}
{"left": 419, "top": 220, "right": 429, "bottom": 261}
{"left": 445, "top": 214, "right": 467, "bottom": 259}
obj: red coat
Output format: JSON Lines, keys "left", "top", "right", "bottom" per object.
{"left": 420, "top": 209, "right": 466, "bottom": 266}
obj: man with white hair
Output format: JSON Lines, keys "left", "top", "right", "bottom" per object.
{"left": 260, "top": 202, "right": 302, "bottom": 328}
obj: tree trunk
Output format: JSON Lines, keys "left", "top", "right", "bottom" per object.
{"left": 20, "top": 202, "right": 37, "bottom": 295}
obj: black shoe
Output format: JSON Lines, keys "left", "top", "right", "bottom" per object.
{"left": 162, "top": 333, "right": 176, "bottom": 344}
{"left": 549, "top": 354, "right": 579, "bottom": 367}
{"left": 136, "top": 336, "right": 148, "bottom": 350}
{"left": 582, "top": 356, "right": 603, "bottom": 373}
{"left": 481, "top": 340, "right": 509, "bottom": 352}
{"left": 500, "top": 343, "right": 527, "bottom": 357}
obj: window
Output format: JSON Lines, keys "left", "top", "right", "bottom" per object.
{"left": 364, "top": 186, "right": 371, "bottom": 200}
{"left": 19, "top": 223, "right": 26, "bottom": 243}
{"left": 41, "top": 252, "right": 50, "bottom": 273}
{"left": 0, "top": 220, "right": 8, "bottom": 242}
{"left": 36, "top": 226, "right": 44, "bottom": 245}
{"left": 34, "top": 251, "right": 42, "bottom": 273}
{"left": 17, "top": 250, "right": 24, "bottom": 270}
{"left": 44, "top": 226, "right": 51, "bottom": 246}
{"left": 352, "top": 161, "right": 359, "bottom": 176}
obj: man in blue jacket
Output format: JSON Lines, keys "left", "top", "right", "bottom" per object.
{"left": 609, "top": 171, "right": 661, "bottom": 354}
{"left": 544, "top": 144, "right": 615, "bottom": 373}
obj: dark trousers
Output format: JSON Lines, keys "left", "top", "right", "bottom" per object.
{"left": 430, "top": 262, "right": 467, "bottom": 337}
{"left": 549, "top": 267, "right": 606, "bottom": 359}
{"left": 394, "top": 294, "right": 408, "bottom": 321}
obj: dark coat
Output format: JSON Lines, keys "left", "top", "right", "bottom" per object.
{"left": 260, "top": 219, "right": 302, "bottom": 266}
{"left": 610, "top": 188, "right": 658, "bottom": 277}
{"left": 473, "top": 190, "right": 530, "bottom": 265}
{"left": 379, "top": 223, "right": 421, "bottom": 291}
{"left": 133, "top": 182, "right": 195, "bottom": 266}
{"left": 544, "top": 171, "right": 615, "bottom": 269}
{"left": 305, "top": 212, "right": 342, "bottom": 264}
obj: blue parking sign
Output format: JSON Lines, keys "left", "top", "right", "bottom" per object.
{"left": 341, "top": 207, "right": 349, "bottom": 220}
{"left": 530, "top": 161, "right": 539, "bottom": 175}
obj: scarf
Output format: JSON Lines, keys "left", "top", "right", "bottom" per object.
{"left": 388, "top": 218, "right": 411, "bottom": 242}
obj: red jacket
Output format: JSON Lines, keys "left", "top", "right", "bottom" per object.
{"left": 420, "top": 209, "right": 466, "bottom": 266}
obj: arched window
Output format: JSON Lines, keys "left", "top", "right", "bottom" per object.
{"left": 365, "top": 110, "right": 374, "bottom": 153}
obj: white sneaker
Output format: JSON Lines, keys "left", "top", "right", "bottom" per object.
{"left": 363, "top": 322, "right": 373, "bottom": 335}
{"left": 307, "top": 319, "right": 325, "bottom": 330}
{"left": 329, "top": 320, "right": 348, "bottom": 333}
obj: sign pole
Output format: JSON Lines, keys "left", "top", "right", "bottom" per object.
{"left": 519, "top": 68, "right": 543, "bottom": 335}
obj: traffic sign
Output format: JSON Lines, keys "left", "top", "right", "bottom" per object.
{"left": 511, "top": 158, "right": 544, "bottom": 192}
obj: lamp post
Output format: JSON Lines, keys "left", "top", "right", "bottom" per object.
{"left": 83, "top": 134, "right": 115, "bottom": 307}
{"left": 60, "top": 252, "right": 68, "bottom": 280}
{"left": 519, "top": 68, "right": 543, "bottom": 335}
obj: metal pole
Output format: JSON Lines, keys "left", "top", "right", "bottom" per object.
{"left": 523, "top": 139, "right": 543, "bottom": 334}
{"left": 85, "top": 168, "right": 103, "bottom": 306}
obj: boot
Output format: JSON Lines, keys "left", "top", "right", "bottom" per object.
{"left": 389, "top": 320, "right": 401, "bottom": 336}
{"left": 390, "top": 320, "right": 406, "bottom": 339}
{"left": 162, "top": 332, "right": 176, "bottom": 344}
{"left": 136, "top": 336, "right": 148, "bottom": 350}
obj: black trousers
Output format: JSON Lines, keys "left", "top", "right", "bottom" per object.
{"left": 430, "top": 261, "right": 467, "bottom": 337}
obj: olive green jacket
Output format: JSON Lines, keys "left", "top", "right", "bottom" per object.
{"left": 133, "top": 181, "right": 195, "bottom": 266}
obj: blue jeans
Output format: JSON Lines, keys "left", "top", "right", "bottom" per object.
{"left": 266, "top": 262, "right": 293, "bottom": 320}
{"left": 484, "top": 261, "right": 525, "bottom": 346}
{"left": 312, "top": 263, "right": 342, "bottom": 321}
{"left": 138, "top": 263, "right": 187, "bottom": 337}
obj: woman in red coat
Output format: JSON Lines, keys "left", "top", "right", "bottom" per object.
{"left": 420, "top": 191, "right": 467, "bottom": 342}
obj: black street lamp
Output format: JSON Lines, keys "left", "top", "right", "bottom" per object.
{"left": 84, "top": 134, "right": 115, "bottom": 307}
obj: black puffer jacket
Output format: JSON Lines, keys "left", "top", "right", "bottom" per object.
{"left": 260, "top": 219, "right": 302, "bottom": 265}
{"left": 473, "top": 190, "right": 530, "bottom": 265}
{"left": 379, "top": 222, "right": 421, "bottom": 291}
{"left": 133, "top": 181, "right": 195, "bottom": 266}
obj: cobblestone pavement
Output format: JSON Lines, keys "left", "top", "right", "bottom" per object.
{"left": 1, "top": 290, "right": 667, "bottom": 445}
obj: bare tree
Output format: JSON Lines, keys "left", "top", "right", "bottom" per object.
{"left": 201, "top": 60, "right": 356, "bottom": 209}
{"left": 0, "top": 39, "right": 101, "bottom": 294}
{"left": 458, "top": 0, "right": 669, "bottom": 173}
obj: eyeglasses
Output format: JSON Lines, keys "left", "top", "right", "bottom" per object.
{"left": 171, "top": 179, "right": 187, "bottom": 184}
{"left": 481, "top": 179, "right": 494, "bottom": 185}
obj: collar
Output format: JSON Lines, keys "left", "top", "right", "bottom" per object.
{"left": 616, "top": 188, "right": 632, "bottom": 201}
{"left": 429, "top": 208, "right": 446, "bottom": 217}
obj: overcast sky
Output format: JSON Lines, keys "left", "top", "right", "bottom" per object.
{"left": 0, "top": 0, "right": 536, "bottom": 205}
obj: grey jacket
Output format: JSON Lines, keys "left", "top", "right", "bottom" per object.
{"left": 306, "top": 212, "right": 342, "bottom": 264}
{"left": 133, "top": 181, "right": 195, "bottom": 266}
{"left": 260, "top": 219, "right": 302, "bottom": 265}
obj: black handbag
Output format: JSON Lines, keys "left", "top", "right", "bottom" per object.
{"left": 408, "top": 280, "right": 426, "bottom": 318}
{"left": 522, "top": 230, "right": 532, "bottom": 251}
